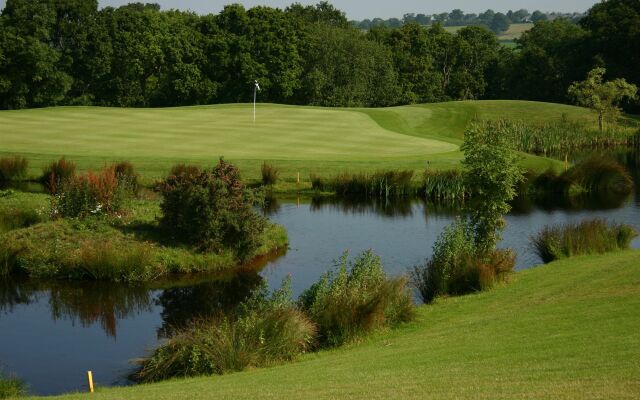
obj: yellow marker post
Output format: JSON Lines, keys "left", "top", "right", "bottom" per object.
{"left": 297, "top": 172, "right": 300, "bottom": 184}
{"left": 87, "top": 371, "right": 94, "bottom": 393}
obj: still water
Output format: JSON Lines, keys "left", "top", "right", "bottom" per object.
{"left": 1, "top": 191, "right": 639, "bottom": 395}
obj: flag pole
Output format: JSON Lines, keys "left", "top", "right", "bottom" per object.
{"left": 253, "top": 84, "right": 257, "bottom": 123}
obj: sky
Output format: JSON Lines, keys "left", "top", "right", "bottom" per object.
{"left": 0, "top": 0, "right": 600, "bottom": 20}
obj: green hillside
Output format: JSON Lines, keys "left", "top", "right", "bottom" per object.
{"left": 0, "top": 101, "right": 591, "bottom": 181}
{"left": 37, "top": 250, "right": 640, "bottom": 399}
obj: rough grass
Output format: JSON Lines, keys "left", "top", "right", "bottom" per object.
{"left": 0, "top": 101, "right": 580, "bottom": 184}
{"left": 35, "top": 250, "right": 640, "bottom": 399}
{"left": 0, "top": 373, "right": 26, "bottom": 399}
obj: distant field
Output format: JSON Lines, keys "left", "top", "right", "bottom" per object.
{"left": 0, "top": 100, "right": 590, "bottom": 182}
{"left": 39, "top": 251, "right": 640, "bottom": 399}
{"left": 444, "top": 22, "right": 533, "bottom": 44}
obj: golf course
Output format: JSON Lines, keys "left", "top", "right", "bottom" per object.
{"left": 0, "top": 100, "right": 587, "bottom": 182}
{"left": 28, "top": 250, "right": 640, "bottom": 400}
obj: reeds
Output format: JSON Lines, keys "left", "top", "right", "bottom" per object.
{"left": 0, "top": 156, "right": 28, "bottom": 183}
{"left": 310, "top": 170, "right": 415, "bottom": 199}
{"left": 498, "top": 117, "right": 637, "bottom": 155}
{"left": 261, "top": 162, "right": 280, "bottom": 186}
{"left": 64, "top": 240, "right": 154, "bottom": 281}
{"left": 421, "top": 169, "right": 467, "bottom": 201}
{"left": 531, "top": 219, "right": 638, "bottom": 263}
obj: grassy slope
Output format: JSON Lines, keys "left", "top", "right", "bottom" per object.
{"left": 0, "top": 101, "right": 591, "bottom": 182}
{"left": 42, "top": 250, "right": 640, "bottom": 400}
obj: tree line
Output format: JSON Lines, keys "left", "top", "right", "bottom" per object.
{"left": 0, "top": 0, "right": 638, "bottom": 111}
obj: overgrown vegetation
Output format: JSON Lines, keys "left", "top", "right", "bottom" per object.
{"left": 159, "top": 158, "right": 267, "bottom": 261}
{"left": 411, "top": 220, "right": 515, "bottom": 303}
{"left": 299, "top": 250, "right": 415, "bottom": 347}
{"left": 0, "top": 156, "right": 28, "bottom": 183}
{"left": 40, "top": 157, "right": 76, "bottom": 194}
{"left": 51, "top": 166, "right": 128, "bottom": 218}
{"left": 532, "top": 219, "right": 637, "bottom": 263}
{"left": 135, "top": 278, "right": 316, "bottom": 382}
{"left": 0, "top": 372, "right": 26, "bottom": 399}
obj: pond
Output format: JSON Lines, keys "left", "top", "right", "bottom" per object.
{"left": 1, "top": 157, "right": 639, "bottom": 395}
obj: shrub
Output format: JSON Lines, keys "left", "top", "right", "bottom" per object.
{"left": 412, "top": 219, "right": 515, "bottom": 304}
{"left": 299, "top": 250, "right": 414, "bottom": 347}
{"left": 0, "top": 372, "right": 26, "bottom": 399}
{"left": 168, "top": 164, "right": 202, "bottom": 179}
{"left": 532, "top": 219, "right": 638, "bottom": 263}
{"left": 52, "top": 166, "right": 126, "bottom": 218}
{"left": 261, "top": 162, "right": 280, "bottom": 186}
{"left": 114, "top": 161, "right": 139, "bottom": 194}
{"left": 159, "top": 158, "right": 266, "bottom": 260}
{"left": 135, "top": 278, "right": 316, "bottom": 382}
{"left": 41, "top": 157, "right": 77, "bottom": 194}
{"left": 0, "top": 156, "right": 28, "bottom": 183}
{"left": 310, "top": 173, "right": 325, "bottom": 191}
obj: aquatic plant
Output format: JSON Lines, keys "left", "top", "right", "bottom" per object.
{"left": 0, "top": 372, "right": 26, "bottom": 399}
{"left": 531, "top": 219, "right": 637, "bottom": 263}
{"left": 421, "top": 169, "right": 467, "bottom": 201}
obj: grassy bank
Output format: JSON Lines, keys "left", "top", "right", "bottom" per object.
{"left": 36, "top": 250, "right": 640, "bottom": 399}
{"left": 0, "top": 101, "right": 591, "bottom": 186}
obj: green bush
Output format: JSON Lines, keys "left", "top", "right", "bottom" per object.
{"left": 411, "top": 220, "right": 515, "bottom": 304}
{"left": 135, "top": 278, "right": 316, "bottom": 382}
{"left": 0, "top": 156, "right": 28, "bottom": 183}
{"left": 41, "top": 157, "right": 77, "bottom": 194}
{"left": 0, "top": 373, "right": 26, "bottom": 399}
{"left": 299, "top": 250, "right": 415, "bottom": 347}
{"left": 52, "top": 166, "right": 127, "bottom": 218}
{"left": 562, "top": 156, "right": 634, "bottom": 195}
{"left": 159, "top": 158, "right": 266, "bottom": 261}
{"left": 261, "top": 162, "right": 280, "bottom": 185}
{"left": 532, "top": 219, "right": 638, "bottom": 263}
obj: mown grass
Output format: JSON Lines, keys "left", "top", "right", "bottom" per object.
{"left": 0, "top": 101, "right": 581, "bottom": 186}
{"left": 36, "top": 250, "right": 640, "bottom": 399}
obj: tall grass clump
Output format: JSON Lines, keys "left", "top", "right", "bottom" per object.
{"left": 41, "top": 157, "right": 76, "bottom": 194}
{"left": 421, "top": 169, "right": 467, "bottom": 201}
{"left": 135, "top": 278, "right": 316, "bottom": 382}
{"left": 0, "top": 372, "right": 26, "bottom": 399}
{"left": 159, "top": 158, "right": 266, "bottom": 261}
{"left": 114, "top": 161, "right": 139, "bottom": 194}
{"left": 0, "top": 156, "right": 28, "bottom": 183}
{"left": 309, "top": 173, "right": 325, "bottom": 191}
{"left": 411, "top": 220, "right": 515, "bottom": 303}
{"left": 261, "top": 162, "right": 280, "bottom": 186}
{"left": 562, "top": 156, "right": 634, "bottom": 195}
{"left": 299, "top": 250, "right": 414, "bottom": 348}
{"left": 532, "top": 219, "right": 638, "bottom": 263}
{"left": 51, "top": 166, "right": 127, "bottom": 218}
{"left": 62, "top": 240, "right": 155, "bottom": 281}
{"left": 0, "top": 208, "right": 42, "bottom": 234}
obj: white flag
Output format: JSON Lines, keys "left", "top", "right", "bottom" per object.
{"left": 255, "top": 80, "right": 261, "bottom": 91}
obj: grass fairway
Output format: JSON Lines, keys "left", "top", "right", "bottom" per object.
{"left": 0, "top": 100, "right": 591, "bottom": 182}
{"left": 38, "top": 250, "right": 640, "bottom": 399}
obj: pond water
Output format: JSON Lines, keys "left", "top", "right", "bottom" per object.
{"left": 1, "top": 154, "right": 639, "bottom": 395}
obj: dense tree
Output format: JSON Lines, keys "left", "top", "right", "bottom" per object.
{"left": 580, "top": 0, "right": 640, "bottom": 110}
{"left": 490, "top": 13, "right": 511, "bottom": 34}
{"left": 531, "top": 10, "right": 548, "bottom": 22}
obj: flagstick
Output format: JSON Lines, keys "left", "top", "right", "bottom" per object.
{"left": 253, "top": 85, "right": 257, "bottom": 123}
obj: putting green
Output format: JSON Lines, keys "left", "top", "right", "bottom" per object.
{"left": 0, "top": 104, "right": 456, "bottom": 161}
